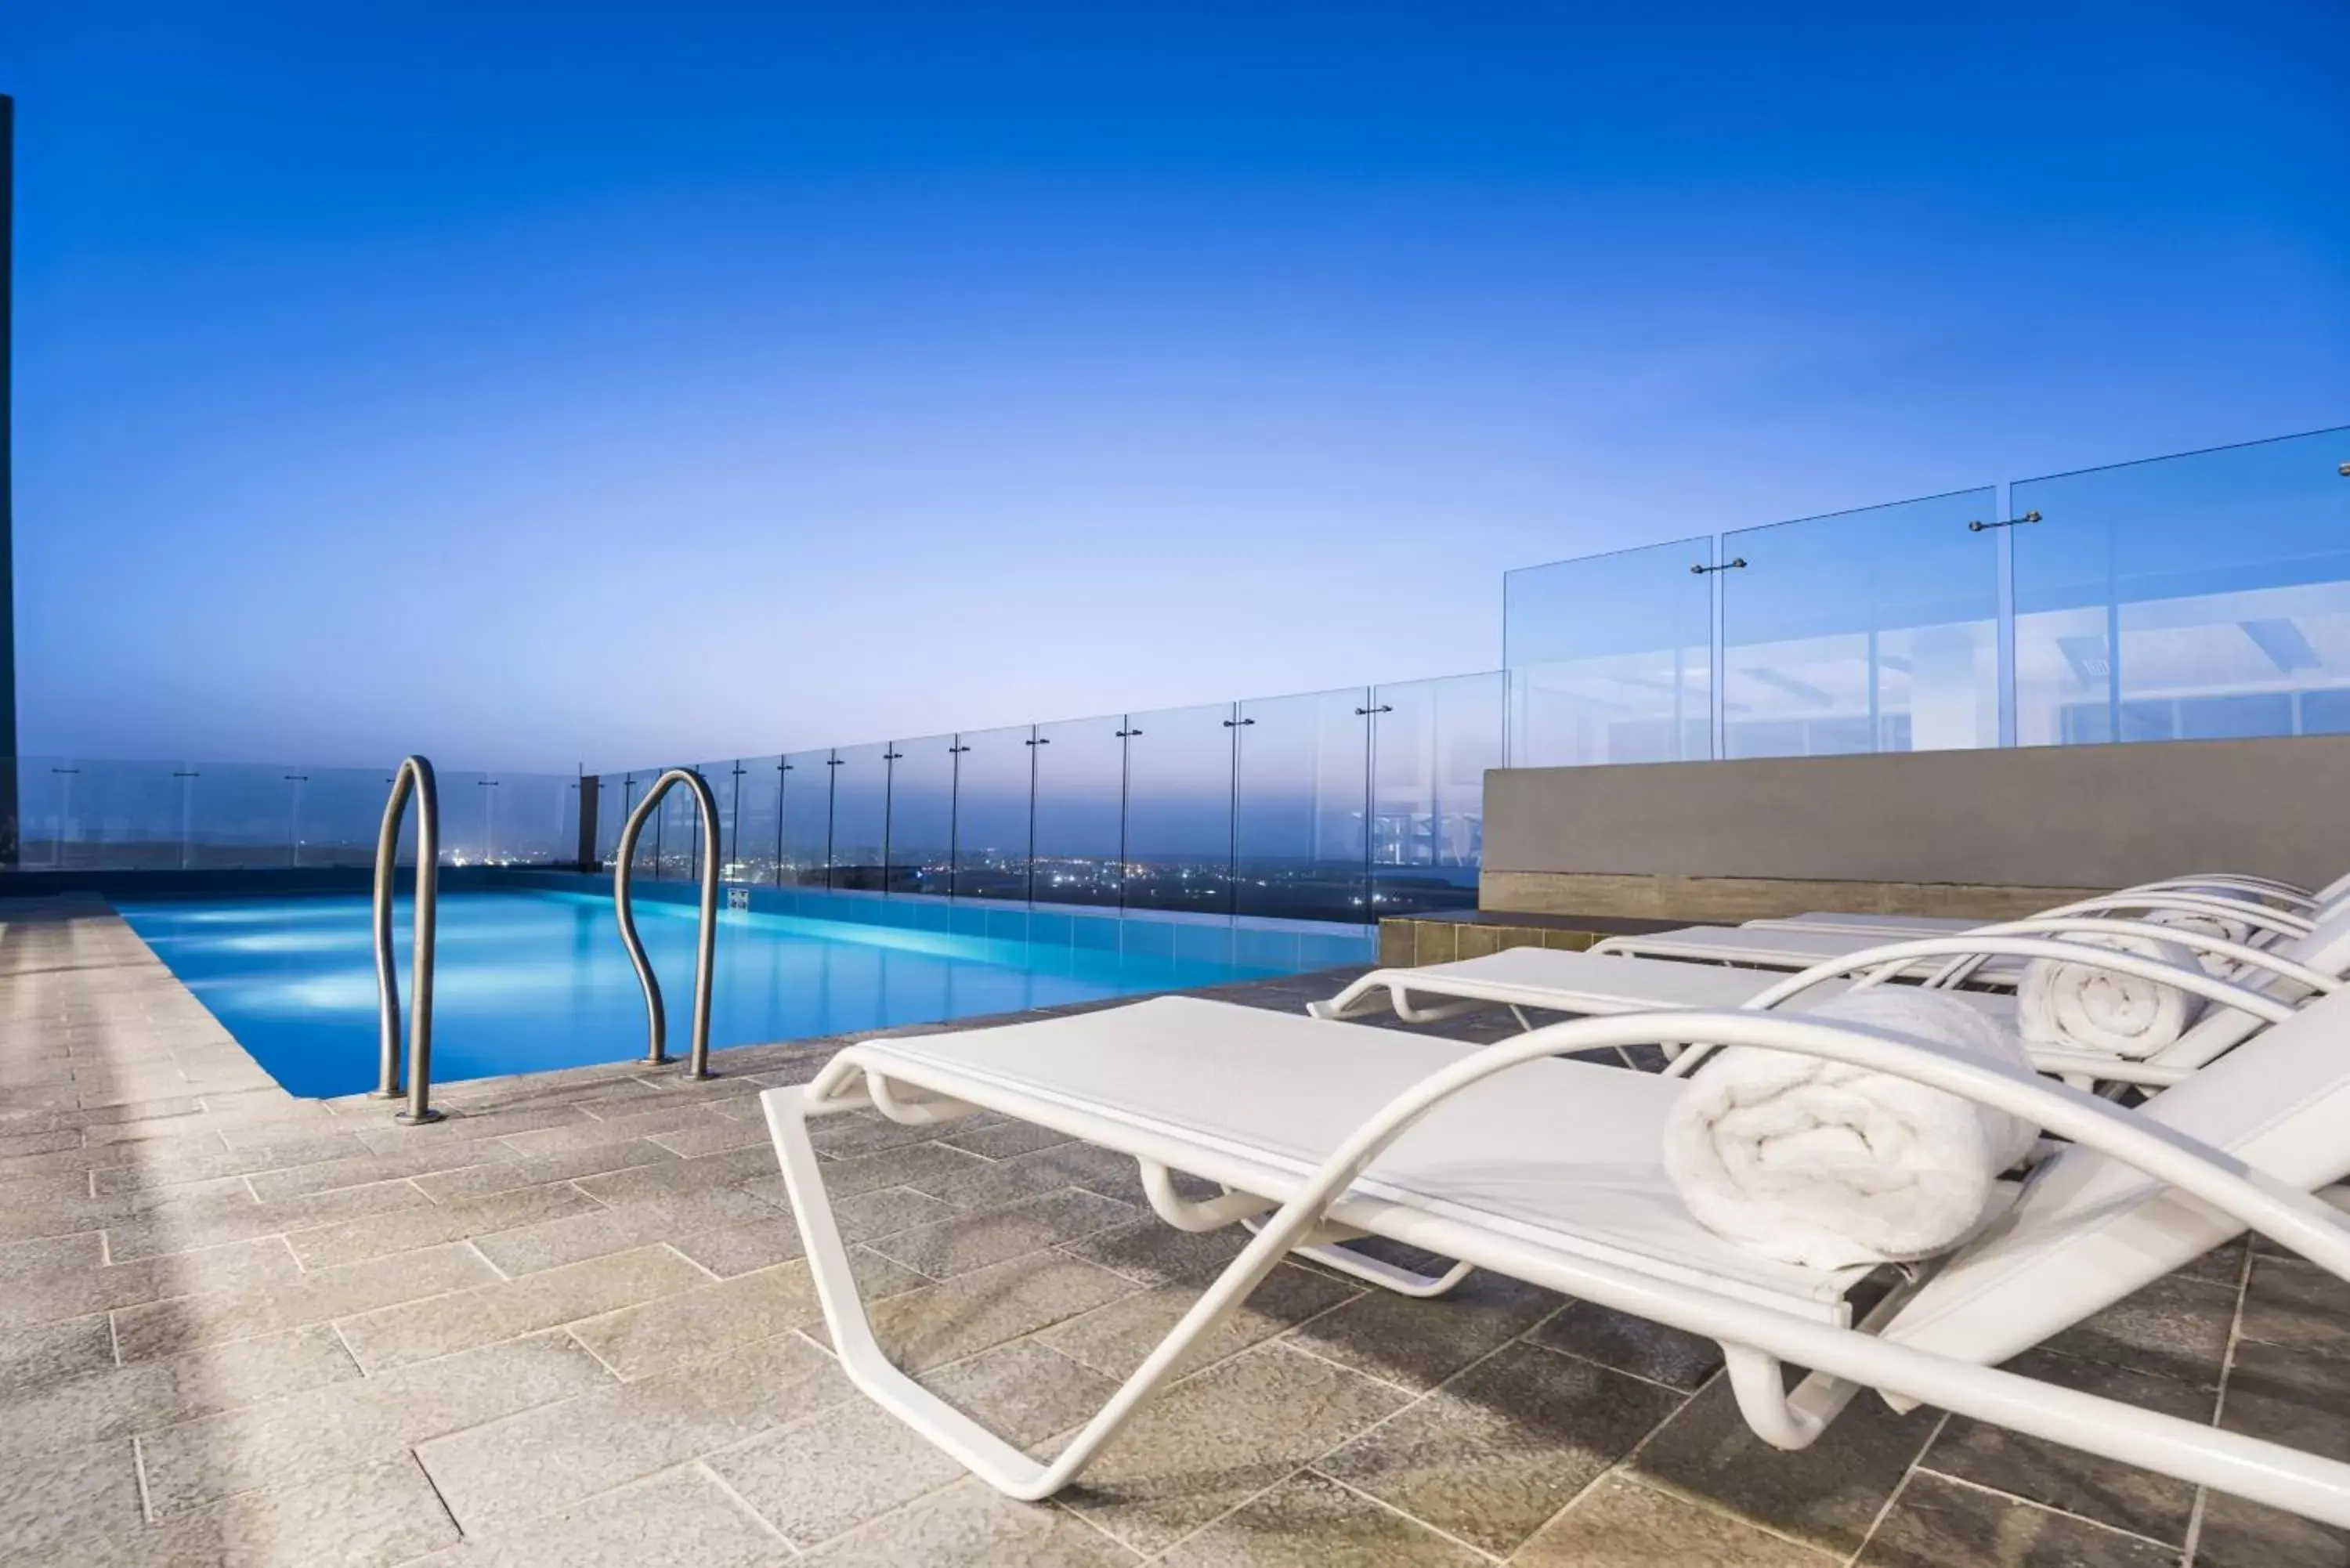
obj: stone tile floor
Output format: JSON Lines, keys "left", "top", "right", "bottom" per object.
{"left": 3, "top": 893, "right": 2347, "bottom": 1566}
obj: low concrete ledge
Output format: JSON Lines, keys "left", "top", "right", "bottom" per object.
{"left": 1376, "top": 908, "right": 1683, "bottom": 967}
{"left": 1479, "top": 869, "right": 2103, "bottom": 924}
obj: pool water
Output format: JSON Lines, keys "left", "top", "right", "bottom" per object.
{"left": 118, "top": 891, "right": 1343, "bottom": 1098}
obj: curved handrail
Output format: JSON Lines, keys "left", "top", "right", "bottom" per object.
{"left": 613, "top": 767, "right": 721, "bottom": 1079}
{"left": 372, "top": 755, "right": 443, "bottom": 1125}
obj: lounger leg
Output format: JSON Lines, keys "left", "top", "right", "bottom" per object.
{"left": 764, "top": 1083, "right": 1319, "bottom": 1500}
{"left": 1237, "top": 1215, "right": 1473, "bottom": 1298}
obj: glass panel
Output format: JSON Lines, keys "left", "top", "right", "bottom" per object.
{"left": 295, "top": 765, "right": 392, "bottom": 869}
{"left": 594, "top": 775, "right": 627, "bottom": 869}
{"left": 884, "top": 735, "right": 956, "bottom": 894}
{"left": 828, "top": 744, "right": 890, "bottom": 890}
{"left": 20, "top": 758, "right": 186, "bottom": 869}
{"left": 732, "top": 756, "right": 783, "bottom": 883}
{"left": 185, "top": 763, "right": 297, "bottom": 869}
{"left": 1029, "top": 715, "right": 1125, "bottom": 906}
{"left": 1234, "top": 688, "right": 1368, "bottom": 919}
{"left": 1504, "top": 537, "right": 1715, "bottom": 766}
{"left": 624, "top": 771, "right": 660, "bottom": 881}
{"left": 1372, "top": 670, "right": 1504, "bottom": 914}
{"left": 647, "top": 769, "right": 698, "bottom": 881}
{"left": 2015, "top": 427, "right": 2350, "bottom": 746}
{"left": 493, "top": 772, "right": 576, "bottom": 866}
{"left": 432, "top": 770, "right": 492, "bottom": 866}
{"left": 950, "top": 725, "right": 1032, "bottom": 901}
{"left": 779, "top": 751, "right": 831, "bottom": 886}
{"left": 1720, "top": 489, "right": 2000, "bottom": 759}
{"left": 1123, "top": 703, "right": 1235, "bottom": 914}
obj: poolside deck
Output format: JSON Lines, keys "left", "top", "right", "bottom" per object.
{"left": 2, "top": 894, "right": 2345, "bottom": 1567}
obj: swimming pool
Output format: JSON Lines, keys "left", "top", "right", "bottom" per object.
{"left": 118, "top": 888, "right": 1370, "bottom": 1098}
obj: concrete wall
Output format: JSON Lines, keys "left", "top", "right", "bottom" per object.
{"left": 1481, "top": 735, "right": 2349, "bottom": 920}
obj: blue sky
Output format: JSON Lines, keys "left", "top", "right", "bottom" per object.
{"left": 6, "top": 2, "right": 2346, "bottom": 771}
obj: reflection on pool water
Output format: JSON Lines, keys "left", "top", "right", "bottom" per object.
{"left": 118, "top": 891, "right": 1365, "bottom": 1098}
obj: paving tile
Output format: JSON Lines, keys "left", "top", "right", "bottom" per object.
{"left": 287, "top": 1180, "right": 602, "bottom": 1270}
{"left": 241, "top": 1140, "right": 521, "bottom": 1203}
{"left": 806, "top": 1109, "right": 968, "bottom": 1160}
{"left": 1630, "top": 1364, "right": 1943, "bottom": 1555}
{"left": 706, "top": 1386, "right": 970, "bottom": 1547}
{"left": 410, "top": 1464, "right": 792, "bottom": 1567}
{"left": 2039, "top": 1273, "right": 2236, "bottom": 1389}
{"left": 1920, "top": 1346, "right": 2211, "bottom": 1544}
{"left": 481, "top": 1183, "right": 777, "bottom": 1276}
{"left": 89, "top": 1134, "right": 369, "bottom": 1194}
{"left": 103, "top": 1176, "right": 432, "bottom": 1261}
{"left": 1320, "top": 1340, "right": 1684, "bottom": 1555}
{"left": 0, "top": 1313, "right": 117, "bottom": 1398}
{"left": 644, "top": 1115, "right": 771, "bottom": 1158}
{"left": 916, "top": 1339, "right": 1122, "bottom": 1451}
{"left": 1055, "top": 1216, "right": 1257, "bottom": 1288}
{"left": 346, "top": 1104, "right": 596, "bottom": 1157}
{"left": 0, "top": 1321, "right": 359, "bottom": 1462}
{"left": 412, "top": 1139, "right": 678, "bottom": 1205}
{"left": 909, "top": 1141, "right": 1152, "bottom": 1212}
{"left": 940, "top": 1118, "right": 1078, "bottom": 1159}
{"left": 2218, "top": 1338, "right": 2350, "bottom": 1459}
{"left": 0, "top": 1229, "right": 107, "bottom": 1281}
{"left": 1513, "top": 1473, "right": 1836, "bottom": 1566}
{"left": 338, "top": 1245, "right": 714, "bottom": 1372}
{"left": 1285, "top": 1266, "right": 1564, "bottom": 1393}
{"left": 2191, "top": 1490, "right": 2350, "bottom": 1568}
{"left": 0, "top": 1437, "right": 143, "bottom": 1560}
{"left": 417, "top": 1331, "right": 849, "bottom": 1535}
{"left": 865, "top": 1252, "right": 1141, "bottom": 1375}
{"left": 1059, "top": 1342, "right": 1412, "bottom": 1554}
{"left": 1040, "top": 1260, "right": 1361, "bottom": 1383}
{"left": 572, "top": 1252, "right": 924, "bottom": 1380}
{"left": 1530, "top": 1299, "right": 1725, "bottom": 1390}
{"left": 494, "top": 1100, "right": 721, "bottom": 1156}
{"left": 569, "top": 1145, "right": 777, "bottom": 1207}
{"left": 1853, "top": 1472, "right": 2179, "bottom": 1566}
{"left": 105, "top": 1453, "right": 459, "bottom": 1566}
{"left": 1, "top": 1235, "right": 301, "bottom": 1332}
{"left": 2240, "top": 1256, "right": 2350, "bottom": 1359}
{"left": 797, "top": 1139, "right": 989, "bottom": 1201}
{"left": 114, "top": 1240, "right": 496, "bottom": 1360}
{"left": 864, "top": 1188, "right": 1140, "bottom": 1281}
{"left": 669, "top": 1184, "right": 951, "bottom": 1279}
{"left": 137, "top": 1329, "right": 613, "bottom": 1516}
{"left": 1158, "top": 1469, "right": 1487, "bottom": 1567}
{"left": 802, "top": 1476, "right": 1140, "bottom": 1566}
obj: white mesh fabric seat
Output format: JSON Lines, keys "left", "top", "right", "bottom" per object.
{"left": 1311, "top": 943, "right": 2018, "bottom": 1028}
{"left": 866, "top": 996, "right": 1866, "bottom": 1313}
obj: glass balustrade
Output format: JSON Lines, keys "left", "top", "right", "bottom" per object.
{"left": 1505, "top": 537, "right": 1715, "bottom": 768}
{"left": 1719, "top": 489, "right": 2001, "bottom": 758}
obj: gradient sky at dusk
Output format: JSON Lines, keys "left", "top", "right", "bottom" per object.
{"left": 5, "top": 2, "right": 2346, "bottom": 771}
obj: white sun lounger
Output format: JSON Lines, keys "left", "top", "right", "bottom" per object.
{"left": 1619, "top": 886, "right": 2326, "bottom": 967}
{"left": 1748, "top": 873, "right": 2350, "bottom": 941}
{"left": 762, "top": 970, "right": 2350, "bottom": 1525}
{"left": 1314, "top": 919, "right": 2341, "bottom": 1089}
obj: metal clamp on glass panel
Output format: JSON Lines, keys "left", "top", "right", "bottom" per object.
{"left": 373, "top": 755, "right": 443, "bottom": 1124}
{"left": 613, "top": 767, "right": 721, "bottom": 1079}
{"left": 1690, "top": 557, "right": 1748, "bottom": 574}
{"left": 1967, "top": 510, "right": 2041, "bottom": 532}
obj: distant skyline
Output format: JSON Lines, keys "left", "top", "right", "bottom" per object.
{"left": 5, "top": 2, "right": 2347, "bottom": 771}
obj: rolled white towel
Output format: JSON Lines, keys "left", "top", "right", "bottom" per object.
{"left": 2142, "top": 907, "right": 2258, "bottom": 975}
{"left": 2019, "top": 931, "right": 2204, "bottom": 1058}
{"left": 1662, "top": 988, "right": 2041, "bottom": 1270}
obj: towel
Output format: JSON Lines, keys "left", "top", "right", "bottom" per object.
{"left": 2142, "top": 907, "right": 2258, "bottom": 975}
{"left": 1662, "top": 988, "right": 2041, "bottom": 1270}
{"left": 2019, "top": 931, "right": 2204, "bottom": 1058}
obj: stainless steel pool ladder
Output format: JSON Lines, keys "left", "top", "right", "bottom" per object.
{"left": 373, "top": 755, "right": 445, "bottom": 1125}
{"left": 613, "top": 767, "right": 721, "bottom": 1080}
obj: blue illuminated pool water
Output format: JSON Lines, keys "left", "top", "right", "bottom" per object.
{"left": 118, "top": 891, "right": 1367, "bottom": 1098}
